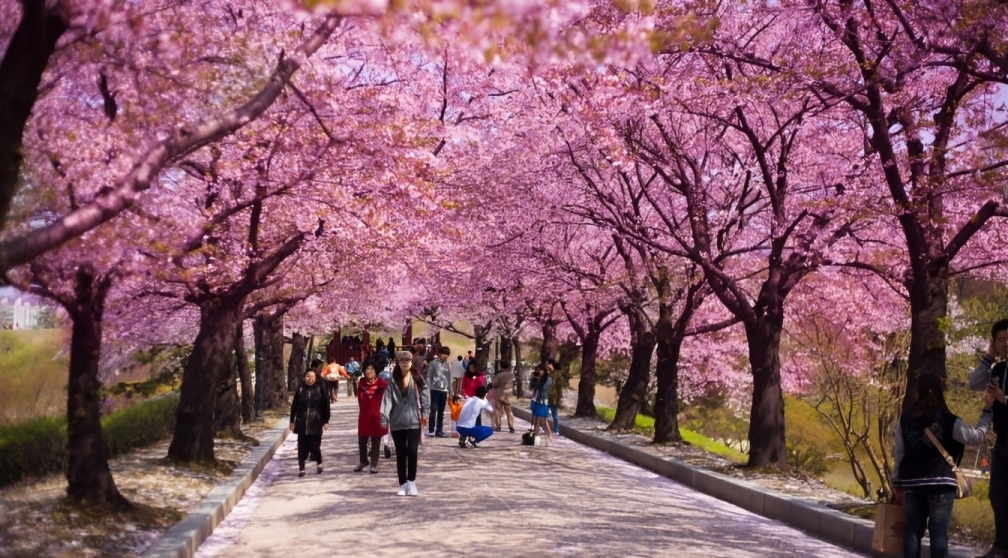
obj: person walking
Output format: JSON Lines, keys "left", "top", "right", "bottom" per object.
{"left": 970, "top": 319, "right": 1008, "bottom": 558}
{"left": 426, "top": 346, "right": 452, "bottom": 438}
{"left": 894, "top": 372, "right": 993, "bottom": 558}
{"left": 457, "top": 386, "right": 494, "bottom": 448}
{"left": 321, "top": 358, "right": 349, "bottom": 403}
{"left": 380, "top": 350, "right": 430, "bottom": 496}
{"left": 289, "top": 361, "right": 331, "bottom": 477}
{"left": 354, "top": 359, "right": 387, "bottom": 474}
{"left": 346, "top": 355, "right": 362, "bottom": 398}
{"left": 450, "top": 355, "right": 465, "bottom": 398}
{"left": 490, "top": 360, "right": 515, "bottom": 433}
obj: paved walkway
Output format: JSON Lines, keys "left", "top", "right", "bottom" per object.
{"left": 193, "top": 400, "right": 864, "bottom": 558}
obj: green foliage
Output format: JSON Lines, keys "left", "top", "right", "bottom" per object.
{"left": 679, "top": 392, "right": 750, "bottom": 444}
{"left": 0, "top": 416, "right": 66, "bottom": 487}
{"left": 102, "top": 393, "right": 179, "bottom": 458}
{"left": 787, "top": 440, "right": 829, "bottom": 477}
{"left": 0, "top": 393, "right": 179, "bottom": 487}
{"left": 597, "top": 405, "right": 747, "bottom": 463}
{"left": 954, "top": 493, "right": 995, "bottom": 544}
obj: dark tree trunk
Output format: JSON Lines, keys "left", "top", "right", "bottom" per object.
{"left": 168, "top": 295, "right": 242, "bottom": 463}
{"left": 214, "top": 357, "right": 242, "bottom": 438}
{"left": 610, "top": 305, "right": 655, "bottom": 432}
{"left": 473, "top": 322, "right": 492, "bottom": 371}
{"left": 254, "top": 312, "right": 286, "bottom": 413}
{"left": 511, "top": 334, "right": 522, "bottom": 398}
{"left": 288, "top": 332, "right": 307, "bottom": 391}
{"left": 540, "top": 319, "right": 560, "bottom": 363}
{"left": 235, "top": 321, "right": 253, "bottom": 423}
{"left": 573, "top": 330, "right": 601, "bottom": 417}
{"left": 498, "top": 334, "right": 513, "bottom": 365}
{"left": 743, "top": 313, "right": 788, "bottom": 468}
{"left": 903, "top": 267, "right": 950, "bottom": 412}
{"left": 0, "top": 1, "right": 68, "bottom": 232}
{"left": 63, "top": 266, "right": 128, "bottom": 509}
{"left": 653, "top": 302, "right": 684, "bottom": 444}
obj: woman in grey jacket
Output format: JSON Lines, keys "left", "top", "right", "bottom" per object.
{"left": 381, "top": 350, "right": 430, "bottom": 496}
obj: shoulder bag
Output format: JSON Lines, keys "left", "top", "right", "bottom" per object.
{"left": 924, "top": 427, "right": 972, "bottom": 499}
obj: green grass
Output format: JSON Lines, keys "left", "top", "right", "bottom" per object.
{"left": 0, "top": 329, "right": 69, "bottom": 423}
{"left": 595, "top": 405, "right": 748, "bottom": 463}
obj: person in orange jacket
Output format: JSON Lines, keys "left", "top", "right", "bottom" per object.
{"left": 320, "top": 358, "right": 349, "bottom": 402}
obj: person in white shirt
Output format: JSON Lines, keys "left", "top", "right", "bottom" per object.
{"left": 450, "top": 355, "right": 465, "bottom": 397}
{"left": 457, "top": 386, "right": 494, "bottom": 448}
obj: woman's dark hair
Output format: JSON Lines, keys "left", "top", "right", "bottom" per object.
{"left": 362, "top": 358, "right": 379, "bottom": 374}
{"left": 465, "top": 361, "right": 480, "bottom": 378}
{"left": 393, "top": 360, "right": 425, "bottom": 393}
{"left": 912, "top": 372, "right": 948, "bottom": 418}
{"left": 310, "top": 358, "right": 323, "bottom": 370}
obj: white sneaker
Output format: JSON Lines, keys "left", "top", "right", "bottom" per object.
{"left": 407, "top": 480, "right": 418, "bottom": 496}
{"left": 397, "top": 483, "right": 407, "bottom": 496}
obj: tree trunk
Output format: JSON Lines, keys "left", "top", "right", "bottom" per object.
{"left": 573, "top": 329, "right": 600, "bottom": 417}
{"left": 511, "top": 334, "right": 523, "bottom": 398}
{"left": 744, "top": 315, "right": 788, "bottom": 468}
{"left": 540, "top": 319, "right": 560, "bottom": 363}
{"left": 168, "top": 295, "right": 242, "bottom": 463}
{"left": 610, "top": 305, "right": 655, "bottom": 432}
{"left": 473, "top": 322, "right": 492, "bottom": 371}
{"left": 64, "top": 266, "right": 128, "bottom": 509}
{"left": 498, "top": 334, "right": 513, "bottom": 365}
{"left": 214, "top": 357, "right": 242, "bottom": 438}
{"left": 288, "top": 332, "right": 307, "bottom": 391}
{"left": 903, "top": 267, "right": 950, "bottom": 412}
{"left": 254, "top": 312, "right": 286, "bottom": 412}
{"left": 0, "top": 2, "right": 68, "bottom": 232}
{"left": 652, "top": 321, "right": 684, "bottom": 444}
{"left": 235, "top": 321, "right": 254, "bottom": 423}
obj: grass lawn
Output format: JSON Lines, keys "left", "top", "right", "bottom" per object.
{"left": 0, "top": 329, "right": 68, "bottom": 423}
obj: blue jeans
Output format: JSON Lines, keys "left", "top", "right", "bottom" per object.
{"left": 903, "top": 486, "right": 955, "bottom": 558}
{"left": 428, "top": 390, "right": 447, "bottom": 435}
{"left": 457, "top": 425, "right": 493, "bottom": 445}
{"left": 549, "top": 404, "right": 560, "bottom": 433}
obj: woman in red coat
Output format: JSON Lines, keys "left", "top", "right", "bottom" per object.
{"left": 354, "top": 359, "right": 388, "bottom": 474}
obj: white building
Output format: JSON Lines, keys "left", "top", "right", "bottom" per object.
{"left": 0, "top": 296, "right": 43, "bottom": 329}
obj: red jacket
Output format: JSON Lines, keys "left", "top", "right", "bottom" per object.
{"left": 357, "top": 377, "right": 388, "bottom": 437}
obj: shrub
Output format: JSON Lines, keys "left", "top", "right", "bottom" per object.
{"left": 954, "top": 496, "right": 995, "bottom": 543}
{"left": 787, "top": 441, "right": 830, "bottom": 477}
{"left": 0, "top": 392, "right": 180, "bottom": 487}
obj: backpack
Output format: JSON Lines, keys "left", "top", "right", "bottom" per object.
{"left": 521, "top": 431, "right": 536, "bottom": 446}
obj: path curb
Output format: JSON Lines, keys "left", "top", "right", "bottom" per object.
{"left": 143, "top": 417, "right": 290, "bottom": 558}
{"left": 512, "top": 406, "right": 974, "bottom": 558}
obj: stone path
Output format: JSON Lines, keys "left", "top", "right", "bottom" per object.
{"left": 194, "top": 399, "right": 865, "bottom": 557}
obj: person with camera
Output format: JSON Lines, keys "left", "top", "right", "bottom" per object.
{"left": 528, "top": 363, "right": 553, "bottom": 446}
{"left": 970, "top": 319, "right": 1008, "bottom": 558}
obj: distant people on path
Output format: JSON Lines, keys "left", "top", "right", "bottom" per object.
{"left": 457, "top": 386, "right": 494, "bottom": 448}
{"left": 426, "top": 346, "right": 452, "bottom": 438}
{"left": 546, "top": 359, "right": 565, "bottom": 435}
{"left": 346, "top": 355, "right": 362, "bottom": 397}
{"left": 529, "top": 363, "right": 553, "bottom": 446}
{"left": 970, "top": 319, "right": 1008, "bottom": 558}
{"left": 321, "top": 358, "right": 349, "bottom": 403}
{"left": 387, "top": 337, "right": 396, "bottom": 356}
{"left": 380, "top": 350, "right": 430, "bottom": 496}
{"left": 490, "top": 361, "right": 515, "bottom": 433}
{"left": 355, "top": 359, "right": 388, "bottom": 474}
{"left": 893, "top": 372, "right": 993, "bottom": 558}
{"left": 450, "top": 355, "right": 465, "bottom": 397}
{"left": 290, "top": 361, "right": 331, "bottom": 477}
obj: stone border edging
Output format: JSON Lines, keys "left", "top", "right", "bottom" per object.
{"left": 142, "top": 417, "right": 290, "bottom": 558}
{"left": 512, "top": 406, "right": 973, "bottom": 558}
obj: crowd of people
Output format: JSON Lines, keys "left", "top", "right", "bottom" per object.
{"left": 288, "top": 337, "right": 566, "bottom": 497}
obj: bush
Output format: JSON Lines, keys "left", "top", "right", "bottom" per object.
{"left": 954, "top": 495, "right": 995, "bottom": 543}
{"left": 0, "top": 392, "right": 180, "bottom": 487}
{"left": 0, "top": 416, "right": 66, "bottom": 487}
{"left": 787, "top": 441, "right": 830, "bottom": 477}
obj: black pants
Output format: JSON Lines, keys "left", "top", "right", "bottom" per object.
{"left": 991, "top": 443, "right": 1008, "bottom": 550}
{"left": 358, "top": 435, "right": 381, "bottom": 467}
{"left": 297, "top": 434, "right": 322, "bottom": 470}
{"left": 429, "top": 390, "right": 447, "bottom": 435}
{"left": 390, "top": 428, "right": 420, "bottom": 485}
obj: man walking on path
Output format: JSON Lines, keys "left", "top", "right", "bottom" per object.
{"left": 426, "top": 346, "right": 452, "bottom": 437}
{"left": 346, "top": 356, "right": 362, "bottom": 397}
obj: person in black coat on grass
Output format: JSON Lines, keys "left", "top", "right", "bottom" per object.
{"left": 290, "top": 360, "right": 331, "bottom": 477}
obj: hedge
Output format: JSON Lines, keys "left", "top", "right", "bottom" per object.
{"left": 0, "top": 392, "right": 179, "bottom": 488}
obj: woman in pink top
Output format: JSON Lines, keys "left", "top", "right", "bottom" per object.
{"left": 460, "top": 361, "right": 487, "bottom": 426}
